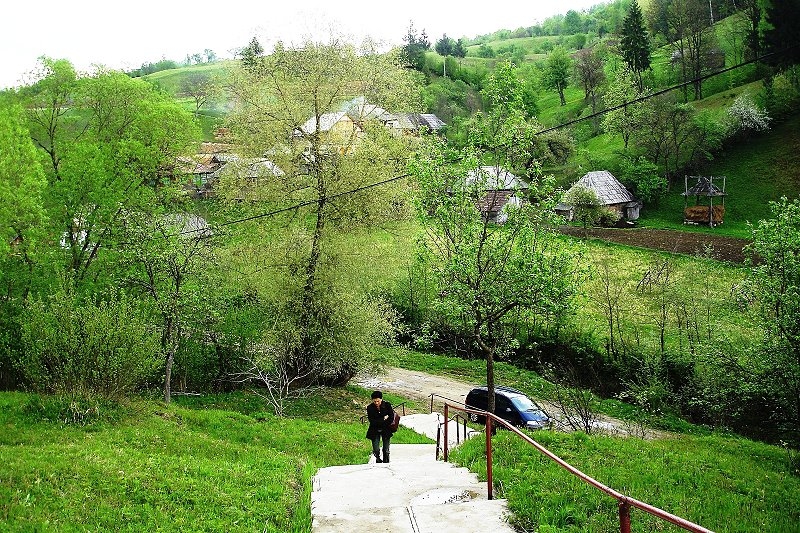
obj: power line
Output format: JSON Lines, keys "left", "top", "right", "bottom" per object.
{"left": 180, "top": 46, "right": 797, "bottom": 237}
{"left": 535, "top": 48, "right": 783, "bottom": 136}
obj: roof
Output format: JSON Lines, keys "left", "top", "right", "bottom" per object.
{"left": 466, "top": 166, "right": 527, "bottom": 190}
{"left": 567, "top": 170, "right": 637, "bottom": 205}
{"left": 683, "top": 176, "right": 726, "bottom": 197}
{"left": 344, "top": 96, "right": 391, "bottom": 122}
{"left": 389, "top": 113, "right": 446, "bottom": 131}
{"left": 164, "top": 213, "right": 212, "bottom": 238}
{"left": 299, "top": 111, "right": 349, "bottom": 135}
{"left": 210, "top": 156, "right": 284, "bottom": 179}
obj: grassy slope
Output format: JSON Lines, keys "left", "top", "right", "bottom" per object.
{"left": 3, "top": 356, "right": 798, "bottom": 532}
{"left": 0, "top": 388, "right": 429, "bottom": 532}
{"left": 642, "top": 112, "right": 800, "bottom": 237}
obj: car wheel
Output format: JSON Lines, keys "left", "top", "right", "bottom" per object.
{"left": 468, "top": 412, "right": 479, "bottom": 423}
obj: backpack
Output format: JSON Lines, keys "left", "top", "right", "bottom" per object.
{"left": 389, "top": 410, "right": 400, "bottom": 433}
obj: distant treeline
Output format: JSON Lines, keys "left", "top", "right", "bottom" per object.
{"left": 126, "top": 59, "right": 180, "bottom": 78}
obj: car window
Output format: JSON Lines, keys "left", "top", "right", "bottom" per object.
{"left": 511, "top": 396, "right": 542, "bottom": 413}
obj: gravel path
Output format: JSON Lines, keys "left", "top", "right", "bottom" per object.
{"left": 356, "top": 366, "right": 665, "bottom": 439}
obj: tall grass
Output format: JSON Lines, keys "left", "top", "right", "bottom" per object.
{"left": 451, "top": 429, "right": 800, "bottom": 532}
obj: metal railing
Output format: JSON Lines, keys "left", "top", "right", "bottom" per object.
{"left": 433, "top": 395, "right": 714, "bottom": 533}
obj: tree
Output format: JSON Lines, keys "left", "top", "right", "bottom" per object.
{"left": 403, "top": 22, "right": 430, "bottom": 71}
{"left": 435, "top": 35, "right": 455, "bottom": 57}
{"left": 619, "top": 0, "right": 651, "bottom": 90}
{"left": 620, "top": 155, "right": 668, "bottom": 204}
{"left": 453, "top": 39, "right": 467, "bottom": 59}
{"left": 573, "top": 46, "right": 606, "bottom": 114}
{"left": 180, "top": 72, "right": 222, "bottom": 114}
{"left": 743, "top": 197, "right": 800, "bottom": 445}
{"left": 563, "top": 185, "right": 603, "bottom": 233}
{"left": 543, "top": 46, "right": 572, "bottom": 106}
{"left": 226, "top": 36, "right": 419, "bottom": 386}
{"left": 21, "top": 59, "right": 199, "bottom": 289}
{"left": 410, "top": 61, "right": 584, "bottom": 417}
{"left": 119, "top": 206, "right": 215, "bottom": 404}
{"left": 762, "top": 0, "right": 800, "bottom": 86}
{"left": 0, "top": 102, "right": 47, "bottom": 299}
{"left": 662, "top": 0, "right": 717, "bottom": 101}
{"left": 239, "top": 36, "right": 264, "bottom": 73}
{"left": 601, "top": 66, "right": 651, "bottom": 149}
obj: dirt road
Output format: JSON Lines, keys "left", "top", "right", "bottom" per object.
{"left": 356, "top": 366, "right": 662, "bottom": 439}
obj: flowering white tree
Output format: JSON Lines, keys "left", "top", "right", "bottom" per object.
{"left": 726, "top": 93, "right": 771, "bottom": 136}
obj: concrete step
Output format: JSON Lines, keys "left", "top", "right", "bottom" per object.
{"left": 310, "top": 415, "right": 515, "bottom": 532}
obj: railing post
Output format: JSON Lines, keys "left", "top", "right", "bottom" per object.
{"left": 443, "top": 404, "right": 449, "bottom": 462}
{"left": 486, "top": 416, "right": 493, "bottom": 500}
{"left": 619, "top": 500, "right": 631, "bottom": 533}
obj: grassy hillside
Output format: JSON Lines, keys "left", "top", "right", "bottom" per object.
{"left": 0, "top": 388, "right": 429, "bottom": 532}
{"left": 642, "top": 112, "right": 800, "bottom": 237}
{"left": 3, "top": 354, "right": 799, "bottom": 532}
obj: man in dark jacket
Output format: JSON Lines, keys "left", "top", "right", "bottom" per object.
{"left": 365, "top": 390, "right": 393, "bottom": 463}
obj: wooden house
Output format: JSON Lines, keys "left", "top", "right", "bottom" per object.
{"left": 466, "top": 166, "right": 528, "bottom": 224}
{"left": 556, "top": 170, "right": 642, "bottom": 222}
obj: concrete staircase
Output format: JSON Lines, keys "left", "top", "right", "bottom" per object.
{"left": 310, "top": 413, "right": 515, "bottom": 533}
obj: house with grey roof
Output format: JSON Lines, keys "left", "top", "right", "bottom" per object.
{"left": 466, "top": 166, "right": 528, "bottom": 224}
{"left": 556, "top": 170, "right": 642, "bottom": 222}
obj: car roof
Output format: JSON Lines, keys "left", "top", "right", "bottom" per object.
{"left": 468, "top": 385, "right": 527, "bottom": 398}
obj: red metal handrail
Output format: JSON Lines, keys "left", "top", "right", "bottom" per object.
{"left": 440, "top": 400, "right": 715, "bottom": 533}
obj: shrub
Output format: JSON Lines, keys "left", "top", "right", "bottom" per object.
{"left": 18, "top": 292, "right": 162, "bottom": 400}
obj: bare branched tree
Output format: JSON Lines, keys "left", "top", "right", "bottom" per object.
{"left": 231, "top": 348, "right": 321, "bottom": 417}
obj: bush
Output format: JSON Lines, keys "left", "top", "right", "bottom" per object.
{"left": 18, "top": 292, "right": 162, "bottom": 399}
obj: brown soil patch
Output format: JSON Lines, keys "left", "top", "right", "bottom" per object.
{"left": 558, "top": 226, "right": 751, "bottom": 263}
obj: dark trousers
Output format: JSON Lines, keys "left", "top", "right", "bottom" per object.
{"left": 371, "top": 431, "right": 390, "bottom": 462}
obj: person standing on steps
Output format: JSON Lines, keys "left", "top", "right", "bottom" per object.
{"left": 365, "top": 390, "right": 393, "bottom": 463}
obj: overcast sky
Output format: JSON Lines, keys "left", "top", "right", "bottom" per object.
{"left": 1, "top": 0, "right": 605, "bottom": 90}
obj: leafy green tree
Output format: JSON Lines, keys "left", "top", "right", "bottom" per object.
{"left": 563, "top": 185, "right": 603, "bottom": 233}
{"left": 180, "top": 72, "right": 222, "bottom": 114}
{"left": 453, "top": 39, "right": 467, "bottom": 59}
{"left": 403, "top": 22, "right": 431, "bottom": 71}
{"left": 601, "top": 66, "right": 652, "bottom": 149}
{"left": 620, "top": 155, "right": 667, "bottom": 204}
{"left": 743, "top": 197, "right": 800, "bottom": 444}
{"left": 573, "top": 46, "right": 606, "bottom": 113}
{"left": 564, "top": 10, "right": 583, "bottom": 34}
{"left": 20, "top": 59, "right": 199, "bottom": 289}
{"left": 410, "top": 61, "right": 584, "bottom": 417}
{"left": 239, "top": 36, "right": 264, "bottom": 73}
{"left": 619, "top": 0, "right": 651, "bottom": 90}
{"left": 664, "top": 0, "right": 717, "bottom": 101}
{"left": 226, "top": 37, "right": 419, "bottom": 385}
{"left": 118, "top": 205, "right": 215, "bottom": 404}
{"left": 477, "top": 44, "right": 496, "bottom": 58}
{"left": 435, "top": 35, "right": 455, "bottom": 57}
{"left": 0, "top": 102, "right": 47, "bottom": 298}
{"left": 543, "top": 46, "right": 573, "bottom": 106}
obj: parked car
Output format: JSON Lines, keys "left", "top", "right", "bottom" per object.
{"left": 465, "top": 386, "right": 550, "bottom": 430}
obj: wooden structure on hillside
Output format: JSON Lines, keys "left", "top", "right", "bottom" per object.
{"left": 682, "top": 175, "right": 727, "bottom": 227}
{"left": 556, "top": 170, "right": 642, "bottom": 223}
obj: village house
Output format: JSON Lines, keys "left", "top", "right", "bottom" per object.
{"left": 466, "top": 166, "right": 528, "bottom": 224}
{"left": 556, "top": 170, "right": 642, "bottom": 223}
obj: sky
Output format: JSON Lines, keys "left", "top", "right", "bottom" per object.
{"left": 0, "top": 0, "right": 605, "bottom": 90}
